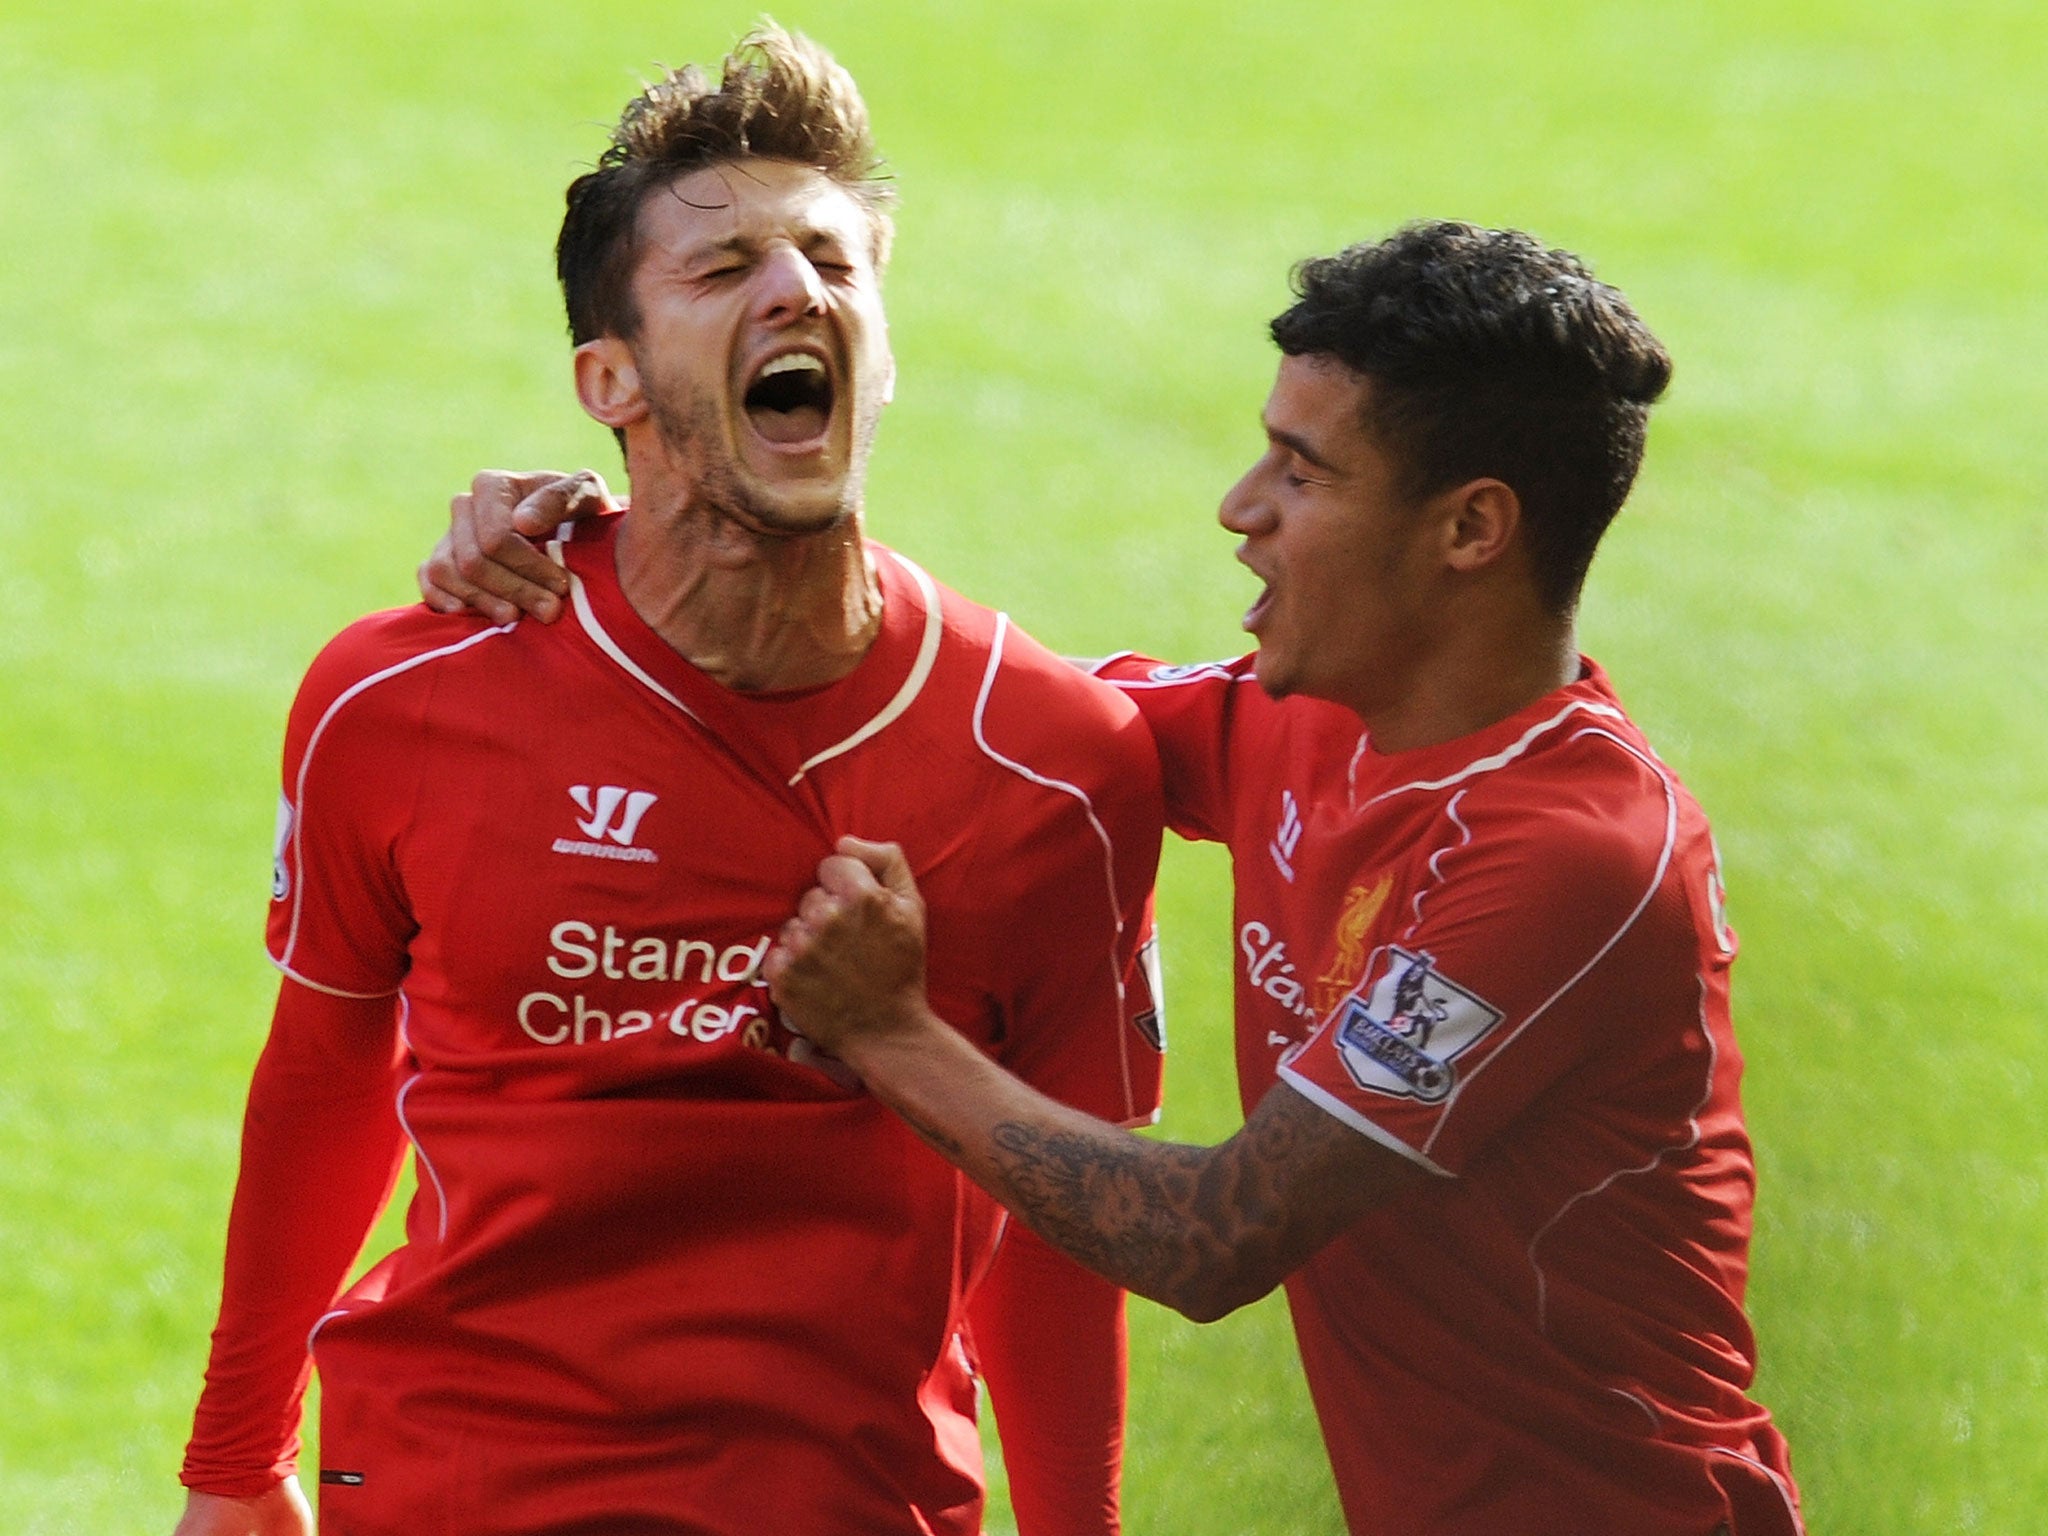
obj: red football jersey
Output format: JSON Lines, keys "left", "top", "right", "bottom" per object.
{"left": 200, "top": 518, "right": 1164, "bottom": 1534}
{"left": 1100, "top": 653, "right": 1801, "bottom": 1536}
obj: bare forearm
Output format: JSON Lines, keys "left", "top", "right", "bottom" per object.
{"left": 768, "top": 837, "right": 1421, "bottom": 1318}
{"left": 842, "top": 1019, "right": 1293, "bottom": 1321}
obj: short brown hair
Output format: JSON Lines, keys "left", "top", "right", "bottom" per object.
{"left": 557, "top": 22, "right": 894, "bottom": 348}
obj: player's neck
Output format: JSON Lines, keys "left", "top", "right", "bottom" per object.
{"left": 612, "top": 494, "right": 883, "bottom": 694}
{"left": 1360, "top": 617, "right": 1580, "bottom": 755}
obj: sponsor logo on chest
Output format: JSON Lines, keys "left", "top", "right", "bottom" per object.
{"left": 514, "top": 919, "right": 777, "bottom": 1049}
{"left": 553, "top": 784, "right": 660, "bottom": 863}
{"left": 1237, "top": 875, "right": 1393, "bottom": 1053}
{"left": 1240, "top": 919, "right": 1316, "bottom": 1023}
{"left": 1334, "top": 946, "right": 1502, "bottom": 1104}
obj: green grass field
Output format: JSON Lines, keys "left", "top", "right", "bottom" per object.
{"left": 2, "top": 1, "right": 2043, "bottom": 1530}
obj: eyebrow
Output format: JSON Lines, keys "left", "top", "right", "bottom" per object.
{"left": 1266, "top": 423, "right": 1344, "bottom": 475}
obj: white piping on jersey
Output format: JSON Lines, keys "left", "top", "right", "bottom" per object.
{"left": 268, "top": 958, "right": 396, "bottom": 1000}
{"left": 1279, "top": 1070, "right": 1453, "bottom": 1177}
{"left": 306, "top": 994, "right": 446, "bottom": 1354}
{"left": 1350, "top": 697, "right": 1628, "bottom": 810}
{"left": 1704, "top": 1446, "right": 1806, "bottom": 1532}
{"left": 1420, "top": 725, "right": 1680, "bottom": 1159}
{"left": 556, "top": 538, "right": 704, "bottom": 723}
{"left": 1388, "top": 720, "right": 1716, "bottom": 1433}
{"left": 1312, "top": 707, "right": 1758, "bottom": 1476}
{"left": 1525, "top": 965, "right": 1716, "bottom": 1359}
{"left": 1346, "top": 732, "right": 1370, "bottom": 786}
{"left": 557, "top": 540, "right": 942, "bottom": 783}
{"left": 396, "top": 1085, "right": 448, "bottom": 1247}
{"left": 787, "top": 552, "right": 943, "bottom": 786}
{"left": 306, "top": 1306, "right": 348, "bottom": 1354}
{"left": 1100, "top": 667, "right": 1250, "bottom": 691}
{"left": 391, "top": 991, "right": 449, "bottom": 1245}
{"left": 1454, "top": 726, "right": 1697, "bottom": 1409}
{"left": 1406, "top": 789, "right": 1474, "bottom": 936}
{"left": 973, "top": 614, "right": 1138, "bottom": 1117}
{"left": 1606, "top": 1384, "right": 1663, "bottom": 1433}
{"left": 279, "top": 622, "right": 515, "bottom": 980}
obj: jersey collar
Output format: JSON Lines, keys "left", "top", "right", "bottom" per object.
{"left": 1348, "top": 658, "right": 1635, "bottom": 810}
{"left": 556, "top": 513, "right": 944, "bottom": 786}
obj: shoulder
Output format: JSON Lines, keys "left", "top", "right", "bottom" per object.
{"left": 900, "top": 576, "right": 1161, "bottom": 831}
{"left": 290, "top": 605, "right": 515, "bottom": 740}
{"left": 1089, "top": 652, "right": 1254, "bottom": 694}
{"left": 995, "top": 628, "right": 1156, "bottom": 791}
{"left": 1089, "top": 653, "right": 1255, "bottom": 729}
{"left": 915, "top": 572, "right": 1149, "bottom": 753}
{"left": 995, "top": 620, "right": 1143, "bottom": 727}
{"left": 1096, "top": 651, "right": 1351, "bottom": 748}
{"left": 1448, "top": 704, "right": 1688, "bottom": 907}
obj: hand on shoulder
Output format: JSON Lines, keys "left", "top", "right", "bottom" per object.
{"left": 418, "top": 468, "right": 617, "bottom": 625}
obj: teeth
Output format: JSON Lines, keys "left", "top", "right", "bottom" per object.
{"left": 758, "top": 354, "right": 826, "bottom": 380}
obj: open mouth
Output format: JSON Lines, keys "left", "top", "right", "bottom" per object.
{"left": 743, "top": 353, "right": 834, "bottom": 447}
{"left": 1242, "top": 578, "right": 1276, "bottom": 634}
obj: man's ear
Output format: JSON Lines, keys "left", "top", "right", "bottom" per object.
{"left": 574, "top": 338, "right": 649, "bottom": 430}
{"left": 1439, "top": 478, "right": 1521, "bottom": 574}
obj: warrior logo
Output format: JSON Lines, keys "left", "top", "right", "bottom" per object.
{"left": 1269, "top": 789, "right": 1304, "bottom": 881}
{"left": 570, "top": 785, "right": 658, "bottom": 845}
{"left": 554, "top": 785, "right": 660, "bottom": 863}
{"left": 1334, "top": 946, "right": 1502, "bottom": 1105}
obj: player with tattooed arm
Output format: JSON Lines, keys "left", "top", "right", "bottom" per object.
{"left": 420, "top": 227, "right": 1802, "bottom": 1534}
{"left": 762, "top": 225, "right": 1805, "bottom": 1536}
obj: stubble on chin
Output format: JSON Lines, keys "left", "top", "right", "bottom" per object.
{"left": 648, "top": 388, "right": 854, "bottom": 540}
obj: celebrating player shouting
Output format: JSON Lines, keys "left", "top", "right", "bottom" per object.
{"left": 174, "top": 28, "right": 1165, "bottom": 1536}
{"left": 427, "top": 226, "right": 1806, "bottom": 1532}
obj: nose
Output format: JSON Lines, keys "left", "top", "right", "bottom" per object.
{"left": 754, "top": 244, "right": 828, "bottom": 326}
{"left": 1218, "top": 461, "right": 1271, "bottom": 536}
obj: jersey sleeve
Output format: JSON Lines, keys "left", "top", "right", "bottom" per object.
{"left": 1279, "top": 740, "right": 1695, "bottom": 1177}
{"left": 972, "top": 647, "right": 1168, "bottom": 1128}
{"left": 182, "top": 985, "right": 409, "bottom": 1496}
{"left": 1087, "top": 653, "right": 1257, "bottom": 845}
{"left": 267, "top": 618, "right": 432, "bottom": 997}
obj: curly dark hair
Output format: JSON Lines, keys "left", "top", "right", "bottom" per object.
{"left": 556, "top": 22, "right": 894, "bottom": 350}
{"left": 1271, "top": 222, "right": 1672, "bottom": 615}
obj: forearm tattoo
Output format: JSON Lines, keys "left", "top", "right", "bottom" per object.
{"left": 896, "top": 1108, "right": 966, "bottom": 1160}
{"left": 983, "top": 1089, "right": 1334, "bottom": 1315}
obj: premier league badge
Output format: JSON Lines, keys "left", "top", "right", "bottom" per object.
{"left": 1334, "top": 947, "right": 1502, "bottom": 1104}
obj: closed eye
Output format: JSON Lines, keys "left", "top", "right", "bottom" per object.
{"left": 802, "top": 239, "right": 858, "bottom": 275}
